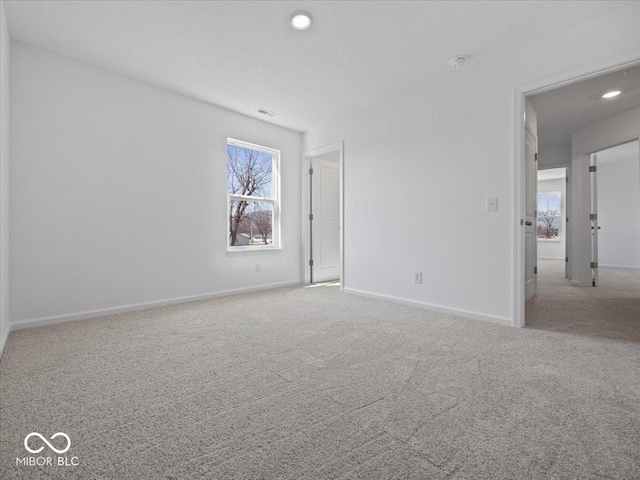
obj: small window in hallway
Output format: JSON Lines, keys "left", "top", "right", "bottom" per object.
{"left": 537, "top": 192, "right": 561, "bottom": 240}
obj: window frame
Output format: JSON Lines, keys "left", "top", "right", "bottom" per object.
{"left": 226, "top": 138, "right": 281, "bottom": 252}
{"left": 536, "top": 191, "right": 562, "bottom": 242}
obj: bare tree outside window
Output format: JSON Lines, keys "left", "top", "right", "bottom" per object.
{"left": 252, "top": 209, "right": 273, "bottom": 245}
{"left": 537, "top": 211, "right": 560, "bottom": 238}
{"left": 536, "top": 192, "right": 561, "bottom": 240}
{"left": 227, "top": 140, "right": 279, "bottom": 248}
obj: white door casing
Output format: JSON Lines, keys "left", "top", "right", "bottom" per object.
{"left": 513, "top": 56, "right": 640, "bottom": 328}
{"left": 311, "top": 156, "right": 340, "bottom": 282}
{"left": 525, "top": 126, "right": 538, "bottom": 301}
{"left": 565, "top": 167, "right": 571, "bottom": 279}
{"left": 590, "top": 154, "right": 599, "bottom": 287}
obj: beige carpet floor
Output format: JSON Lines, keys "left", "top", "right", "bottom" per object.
{"left": 1, "top": 274, "right": 639, "bottom": 479}
{"left": 527, "top": 259, "right": 640, "bottom": 343}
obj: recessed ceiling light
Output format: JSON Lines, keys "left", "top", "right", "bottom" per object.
{"left": 602, "top": 90, "right": 621, "bottom": 99}
{"left": 290, "top": 11, "right": 312, "bottom": 30}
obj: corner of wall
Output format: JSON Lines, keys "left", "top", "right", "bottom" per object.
{"left": 0, "top": 0, "right": 11, "bottom": 359}
{"left": 0, "top": 326, "right": 9, "bottom": 360}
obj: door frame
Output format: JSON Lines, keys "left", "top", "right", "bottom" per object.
{"left": 572, "top": 140, "right": 640, "bottom": 287}
{"left": 590, "top": 154, "right": 599, "bottom": 288}
{"left": 512, "top": 54, "right": 640, "bottom": 328}
{"left": 535, "top": 165, "right": 570, "bottom": 278}
{"left": 302, "top": 141, "right": 344, "bottom": 290}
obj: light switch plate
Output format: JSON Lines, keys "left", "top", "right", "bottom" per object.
{"left": 486, "top": 197, "right": 498, "bottom": 212}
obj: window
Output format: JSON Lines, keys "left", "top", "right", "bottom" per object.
{"left": 536, "top": 192, "right": 561, "bottom": 240}
{"left": 227, "top": 139, "right": 280, "bottom": 250}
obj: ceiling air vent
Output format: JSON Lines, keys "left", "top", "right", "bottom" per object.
{"left": 256, "top": 108, "right": 278, "bottom": 118}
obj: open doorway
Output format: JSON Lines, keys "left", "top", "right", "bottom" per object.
{"left": 303, "top": 142, "right": 344, "bottom": 288}
{"left": 536, "top": 167, "right": 567, "bottom": 278}
{"left": 591, "top": 141, "right": 640, "bottom": 280}
{"left": 527, "top": 139, "right": 639, "bottom": 339}
{"left": 514, "top": 60, "right": 640, "bottom": 329}
{"left": 310, "top": 151, "right": 339, "bottom": 283}
{"left": 532, "top": 166, "right": 572, "bottom": 304}
{"left": 525, "top": 141, "right": 640, "bottom": 340}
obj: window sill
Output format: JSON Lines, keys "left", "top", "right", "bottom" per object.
{"left": 537, "top": 239, "right": 561, "bottom": 242}
{"left": 226, "top": 246, "right": 282, "bottom": 256}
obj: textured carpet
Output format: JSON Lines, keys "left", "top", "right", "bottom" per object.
{"left": 1, "top": 279, "right": 639, "bottom": 479}
{"left": 527, "top": 259, "right": 640, "bottom": 343}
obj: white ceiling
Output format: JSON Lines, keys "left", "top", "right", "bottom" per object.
{"left": 529, "top": 66, "right": 640, "bottom": 149}
{"left": 4, "top": 1, "right": 634, "bottom": 132}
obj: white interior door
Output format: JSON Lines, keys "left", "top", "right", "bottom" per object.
{"left": 525, "top": 127, "right": 538, "bottom": 301}
{"left": 311, "top": 156, "right": 340, "bottom": 282}
{"left": 590, "top": 153, "right": 599, "bottom": 287}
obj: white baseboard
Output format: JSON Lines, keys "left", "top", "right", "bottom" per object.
{"left": 9, "top": 280, "right": 301, "bottom": 332}
{"left": 0, "top": 327, "right": 9, "bottom": 360}
{"left": 599, "top": 264, "right": 640, "bottom": 270}
{"left": 343, "top": 288, "right": 513, "bottom": 327}
{"left": 537, "top": 257, "right": 564, "bottom": 261}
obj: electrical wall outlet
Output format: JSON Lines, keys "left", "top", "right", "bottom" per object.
{"left": 255, "top": 264, "right": 261, "bottom": 272}
{"left": 414, "top": 272, "right": 422, "bottom": 284}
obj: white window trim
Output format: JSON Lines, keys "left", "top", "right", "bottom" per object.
{"left": 227, "top": 138, "right": 281, "bottom": 252}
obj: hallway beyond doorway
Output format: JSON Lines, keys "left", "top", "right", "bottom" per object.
{"left": 526, "top": 259, "right": 640, "bottom": 342}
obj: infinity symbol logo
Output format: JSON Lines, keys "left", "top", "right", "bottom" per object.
{"left": 24, "top": 432, "right": 71, "bottom": 454}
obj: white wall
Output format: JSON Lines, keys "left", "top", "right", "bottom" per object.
{"left": 537, "top": 177, "right": 566, "bottom": 260}
{"left": 0, "top": 0, "right": 10, "bottom": 351}
{"left": 10, "top": 43, "right": 302, "bottom": 327}
{"left": 539, "top": 143, "right": 571, "bottom": 169}
{"left": 304, "top": 2, "right": 640, "bottom": 325}
{"left": 597, "top": 141, "right": 640, "bottom": 268}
